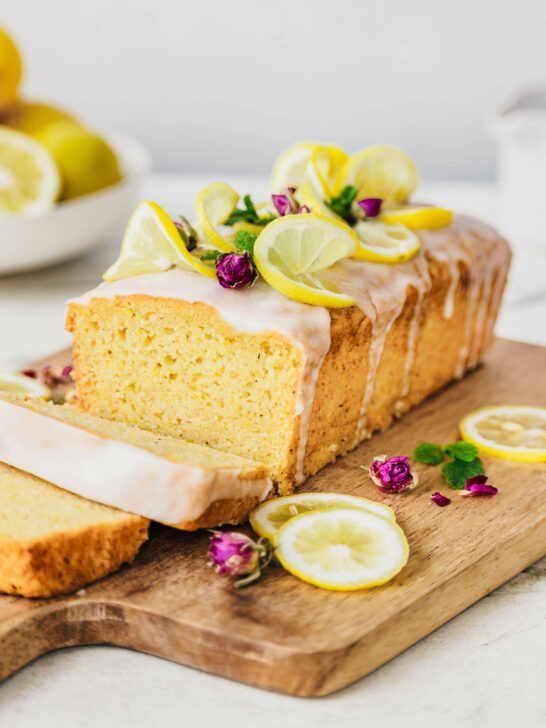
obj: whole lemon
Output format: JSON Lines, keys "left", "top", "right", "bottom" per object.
{"left": 35, "top": 121, "right": 122, "bottom": 199}
{"left": 0, "top": 27, "right": 23, "bottom": 109}
{"left": 5, "top": 101, "right": 78, "bottom": 136}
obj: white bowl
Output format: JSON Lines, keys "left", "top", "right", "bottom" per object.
{"left": 0, "top": 130, "right": 151, "bottom": 275}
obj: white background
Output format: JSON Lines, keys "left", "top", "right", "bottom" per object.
{"left": 4, "top": 0, "right": 546, "bottom": 178}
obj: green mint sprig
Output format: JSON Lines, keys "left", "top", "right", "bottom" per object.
{"left": 326, "top": 185, "right": 357, "bottom": 221}
{"left": 224, "top": 194, "right": 276, "bottom": 227}
{"left": 414, "top": 440, "right": 484, "bottom": 489}
{"left": 233, "top": 230, "right": 257, "bottom": 256}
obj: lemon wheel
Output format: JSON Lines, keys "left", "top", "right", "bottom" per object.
{"left": 253, "top": 213, "right": 358, "bottom": 307}
{"left": 250, "top": 492, "right": 395, "bottom": 542}
{"left": 275, "top": 507, "right": 409, "bottom": 590}
{"left": 459, "top": 405, "right": 546, "bottom": 463}
{"left": 0, "top": 372, "right": 50, "bottom": 399}
{"left": 103, "top": 200, "right": 217, "bottom": 282}
{"left": 335, "top": 145, "right": 418, "bottom": 203}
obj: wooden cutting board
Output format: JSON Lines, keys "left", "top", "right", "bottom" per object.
{"left": 0, "top": 338, "right": 545, "bottom": 696}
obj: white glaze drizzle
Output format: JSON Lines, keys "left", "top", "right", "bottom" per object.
{"left": 0, "top": 398, "right": 272, "bottom": 524}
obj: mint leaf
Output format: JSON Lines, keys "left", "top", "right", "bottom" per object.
{"left": 414, "top": 443, "right": 445, "bottom": 465}
{"left": 224, "top": 194, "right": 276, "bottom": 227}
{"left": 327, "top": 185, "right": 357, "bottom": 221}
{"left": 444, "top": 441, "right": 479, "bottom": 462}
{"left": 200, "top": 250, "right": 222, "bottom": 261}
{"left": 233, "top": 230, "right": 257, "bottom": 255}
{"left": 441, "top": 457, "right": 484, "bottom": 489}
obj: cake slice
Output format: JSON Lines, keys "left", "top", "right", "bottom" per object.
{"left": 0, "top": 462, "right": 149, "bottom": 598}
{"left": 0, "top": 394, "right": 272, "bottom": 529}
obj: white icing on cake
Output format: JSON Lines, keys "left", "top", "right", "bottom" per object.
{"left": 0, "top": 398, "right": 272, "bottom": 524}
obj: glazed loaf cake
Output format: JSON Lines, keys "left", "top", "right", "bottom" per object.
{"left": 66, "top": 215, "right": 511, "bottom": 494}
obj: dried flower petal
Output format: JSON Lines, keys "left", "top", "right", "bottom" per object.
{"left": 358, "top": 197, "right": 383, "bottom": 218}
{"left": 272, "top": 194, "right": 295, "bottom": 216}
{"left": 431, "top": 491, "right": 451, "bottom": 507}
{"left": 296, "top": 205, "right": 311, "bottom": 214}
{"left": 460, "top": 475, "right": 498, "bottom": 497}
{"left": 22, "top": 369, "right": 37, "bottom": 379}
{"left": 216, "top": 251, "right": 257, "bottom": 289}
{"left": 208, "top": 530, "right": 274, "bottom": 588}
{"left": 368, "top": 454, "right": 418, "bottom": 493}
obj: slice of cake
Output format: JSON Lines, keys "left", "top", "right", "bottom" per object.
{"left": 0, "top": 394, "right": 272, "bottom": 529}
{"left": 0, "top": 462, "right": 148, "bottom": 597}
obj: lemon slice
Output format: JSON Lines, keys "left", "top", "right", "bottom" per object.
{"left": 103, "top": 200, "right": 216, "bottom": 282}
{"left": 271, "top": 141, "right": 319, "bottom": 193}
{"left": 195, "top": 182, "right": 239, "bottom": 253}
{"left": 459, "top": 405, "right": 546, "bottom": 463}
{"left": 296, "top": 181, "right": 345, "bottom": 221}
{"left": 275, "top": 507, "right": 409, "bottom": 590}
{"left": 253, "top": 214, "right": 357, "bottom": 307}
{"left": 308, "top": 145, "right": 348, "bottom": 198}
{"left": 0, "top": 372, "right": 50, "bottom": 399}
{"left": 353, "top": 220, "right": 421, "bottom": 263}
{"left": 0, "top": 127, "right": 60, "bottom": 215}
{"left": 335, "top": 145, "right": 418, "bottom": 203}
{"left": 250, "top": 492, "right": 395, "bottom": 542}
{"left": 379, "top": 206, "right": 452, "bottom": 229}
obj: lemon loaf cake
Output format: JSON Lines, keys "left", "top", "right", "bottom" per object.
{"left": 66, "top": 214, "right": 511, "bottom": 494}
{"left": 0, "top": 394, "right": 271, "bottom": 528}
{"left": 0, "top": 462, "right": 148, "bottom": 597}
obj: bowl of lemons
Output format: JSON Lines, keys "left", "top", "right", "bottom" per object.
{"left": 0, "top": 27, "right": 150, "bottom": 275}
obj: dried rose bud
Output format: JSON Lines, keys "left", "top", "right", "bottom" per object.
{"left": 42, "top": 365, "right": 73, "bottom": 388}
{"left": 286, "top": 186, "right": 297, "bottom": 194}
{"left": 272, "top": 193, "right": 296, "bottom": 216}
{"left": 358, "top": 197, "right": 383, "bottom": 218}
{"left": 22, "top": 369, "right": 38, "bottom": 379}
{"left": 368, "top": 454, "right": 418, "bottom": 493}
{"left": 208, "top": 531, "right": 274, "bottom": 587}
{"left": 431, "top": 491, "right": 451, "bottom": 507}
{"left": 216, "top": 251, "right": 257, "bottom": 289}
{"left": 296, "top": 205, "right": 311, "bottom": 214}
{"left": 460, "top": 475, "right": 498, "bottom": 497}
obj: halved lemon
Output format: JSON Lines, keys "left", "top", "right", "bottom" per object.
{"left": 194, "top": 182, "right": 239, "bottom": 252}
{"left": 103, "top": 200, "right": 216, "bottom": 281}
{"left": 353, "top": 220, "right": 421, "bottom": 263}
{"left": 308, "top": 145, "right": 349, "bottom": 198}
{"left": 379, "top": 206, "right": 452, "bottom": 229}
{"left": 0, "top": 372, "right": 50, "bottom": 399}
{"left": 459, "top": 405, "right": 546, "bottom": 463}
{"left": 270, "top": 141, "right": 318, "bottom": 193}
{"left": 0, "top": 127, "right": 60, "bottom": 215}
{"left": 335, "top": 145, "right": 418, "bottom": 203}
{"left": 295, "top": 180, "right": 344, "bottom": 221}
{"left": 275, "top": 507, "right": 409, "bottom": 590}
{"left": 253, "top": 214, "right": 357, "bottom": 307}
{"left": 250, "top": 492, "right": 395, "bottom": 542}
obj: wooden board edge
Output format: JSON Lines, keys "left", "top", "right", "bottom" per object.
{"left": 2, "top": 515, "right": 545, "bottom": 695}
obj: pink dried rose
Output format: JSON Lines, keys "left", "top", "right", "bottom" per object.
{"left": 208, "top": 531, "right": 273, "bottom": 587}
{"left": 357, "top": 197, "right": 383, "bottom": 218}
{"left": 216, "top": 251, "right": 257, "bottom": 289}
{"left": 272, "top": 193, "right": 296, "bottom": 216}
{"left": 296, "top": 205, "right": 311, "bottom": 214}
{"left": 42, "top": 364, "right": 73, "bottom": 388}
{"left": 460, "top": 475, "right": 498, "bottom": 497}
{"left": 431, "top": 491, "right": 451, "bottom": 507}
{"left": 367, "top": 455, "right": 418, "bottom": 493}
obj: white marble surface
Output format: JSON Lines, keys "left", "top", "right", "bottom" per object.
{"left": 0, "top": 177, "right": 545, "bottom": 727}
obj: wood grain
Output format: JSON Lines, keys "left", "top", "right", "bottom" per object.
{"left": 0, "top": 338, "right": 545, "bottom": 696}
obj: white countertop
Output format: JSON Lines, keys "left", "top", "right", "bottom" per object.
{"left": 1, "top": 176, "right": 545, "bottom": 727}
